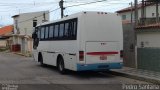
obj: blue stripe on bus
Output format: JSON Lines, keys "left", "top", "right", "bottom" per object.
{"left": 77, "top": 62, "right": 123, "bottom": 71}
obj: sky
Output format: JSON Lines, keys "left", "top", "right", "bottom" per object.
{"left": 0, "top": 0, "right": 141, "bottom": 26}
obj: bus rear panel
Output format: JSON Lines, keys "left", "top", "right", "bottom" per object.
{"left": 76, "top": 12, "right": 123, "bottom": 71}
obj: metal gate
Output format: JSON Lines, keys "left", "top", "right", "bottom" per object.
{"left": 137, "top": 48, "right": 160, "bottom": 72}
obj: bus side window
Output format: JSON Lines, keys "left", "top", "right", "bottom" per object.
{"left": 45, "top": 26, "right": 49, "bottom": 39}
{"left": 68, "top": 22, "right": 72, "bottom": 38}
{"left": 41, "top": 27, "right": 45, "bottom": 40}
{"left": 54, "top": 25, "right": 59, "bottom": 38}
{"left": 64, "top": 23, "right": 69, "bottom": 38}
{"left": 49, "top": 25, "right": 54, "bottom": 39}
{"left": 73, "top": 21, "right": 77, "bottom": 37}
{"left": 68, "top": 21, "right": 75, "bottom": 39}
{"left": 59, "top": 23, "right": 64, "bottom": 38}
{"left": 71, "top": 21, "right": 75, "bottom": 37}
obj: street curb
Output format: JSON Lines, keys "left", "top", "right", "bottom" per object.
{"left": 13, "top": 52, "right": 26, "bottom": 57}
{"left": 110, "top": 71, "right": 160, "bottom": 84}
{"left": 12, "top": 52, "right": 31, "bottom": 57}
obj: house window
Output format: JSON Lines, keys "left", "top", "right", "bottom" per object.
{"left": 141, "top": 42, "right": 144, "bottom": 48}
{"left": 122, "top": 15, "right": 126, "bottom": 20}
{"left": 33, "top": 20, "right": 37, "bottom": 27}
{"left": 152, "top": 13, "right": 155, "bottom": 17}
{"left": 15, "top": 20, "right": 18, "bottom": 29}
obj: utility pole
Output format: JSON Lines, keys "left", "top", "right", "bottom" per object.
{"left": 129, "top": 2, "right": 133, "bottom": 24}
{"left": 42, "top": 12, "right": 47, "bottom": 22}
{"left": 59, "top": 0, "right": 64, "bottom": 18}
{"left": 141, "top": 0, "right": 145, "bottom": 25}
{"left": 34, "top": 1, "right": 36, "bottom": 6}
{"left": 134, "top": 0, "right": 138, "bottom": 69}
{"left": 134, "top": 0, "right": 138, "bottom": 26}
{"left": 156, "top": 1, "right": 159, "bottom": 23}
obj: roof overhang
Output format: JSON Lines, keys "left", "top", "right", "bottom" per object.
{"left": 145, "top": 0, "right": 160, "bottom": 2}
{"left": 136, "top": 23, "right": 160, "bottom": 29}
{"left": 12, "top": 15, "right": 19, "bottom": 18}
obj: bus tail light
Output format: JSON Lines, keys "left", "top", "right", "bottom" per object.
{"left": 120, "top": 50, "right": 123, "bottom": 58}
{"left": 79, "top": 51, "right": 84, "bottom": 61}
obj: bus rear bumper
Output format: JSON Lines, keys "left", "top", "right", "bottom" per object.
{"left": 77, "top": 62, "right": 123, "bottom": 71}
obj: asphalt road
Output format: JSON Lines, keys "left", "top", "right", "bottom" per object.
{"left": 0, "top": 52, "right": 150, "bottom": 90}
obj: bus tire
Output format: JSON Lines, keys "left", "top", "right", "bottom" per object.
{"left": 57, "top": 57, "right": 66, "bottom": 74}
{"left": 38, "top": 53, "right": 44, "bottom": 66}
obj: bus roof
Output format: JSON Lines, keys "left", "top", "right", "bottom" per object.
{"left": 36, "top": 11, "right": 117, "bottom": 27}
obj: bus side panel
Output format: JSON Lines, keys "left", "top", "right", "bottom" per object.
{"left": 64, "top": 53, "right": 77, "bottom": 71}
{"left": 37, "top": 41, "right": 54, "bottom": 65}
{"left": 42, "top": 52, "right": 55, "bottom": 65}
{"left": 47, "top": 41, "right": 78, "bottom": 71}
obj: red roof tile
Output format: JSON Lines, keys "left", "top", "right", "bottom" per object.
{"left": 0, "top": 25, "right": 13, "bottom": 36}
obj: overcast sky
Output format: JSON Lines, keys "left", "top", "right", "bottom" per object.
{"left": 0, "top": 0, "right": 141, "bottom": 25}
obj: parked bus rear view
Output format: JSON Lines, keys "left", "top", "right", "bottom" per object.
{"left": 32, "top": 11, "right": 123, "bottom": 74}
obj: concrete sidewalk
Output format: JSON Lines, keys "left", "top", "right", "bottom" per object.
{"left": 110, "top": 67, "right": 160, "bottom": 84}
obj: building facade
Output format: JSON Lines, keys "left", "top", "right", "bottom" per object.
{"left": 11, "top": 11, "right": 49, "bottom": 55}
{"left": 117, "top": 3, "right": 160, "bottom": 22}
{"left": 117, "top": 0, "right": 160, "bottom": 72}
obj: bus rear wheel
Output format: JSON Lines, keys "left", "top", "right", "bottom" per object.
{"left": 57, "top": 57, "right": 66, "bottom": 74}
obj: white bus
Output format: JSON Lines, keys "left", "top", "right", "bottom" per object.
{"left": 32, "top": 11, "right": 123, "bottom": 74}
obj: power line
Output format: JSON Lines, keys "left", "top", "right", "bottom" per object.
{"left": 15, "top": 0, "right": 107, "bottom": 24}
{"left": 0, "top": 4, "right": 56, "bottom": 12}
{"left": 0, "top": 2, "right": 58, "bottom": 5}
{"left": 65, "top": 0, "right": 107, "bottom": 8}
{"left": 0, "top": 2, "right": 58, "bottom": 11}
{"left": 0, "top": 0, "right": 131, "bottom": 13}
{"left": 64, "top": 0, "right": 124, "bottom": 3}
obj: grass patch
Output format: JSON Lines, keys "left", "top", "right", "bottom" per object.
{"left": 0, "top": 47, "right": 9, "bottom": 52}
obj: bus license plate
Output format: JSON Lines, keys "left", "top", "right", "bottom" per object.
{"left": 100, "top": 55, "right": 107, "bottom": 60}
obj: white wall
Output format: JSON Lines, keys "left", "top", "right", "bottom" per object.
{"left": 137, "top": 32, "right": 160, "bottom": 48}
{"left": 145, "top": 5, "right": 157, "bottom": 18}
{"left": 13, "top": 11, "right": 49, "bottom": 35}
